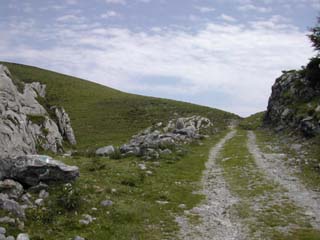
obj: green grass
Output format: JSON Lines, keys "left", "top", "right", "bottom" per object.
{"left": 1, "top": 61, "right": 238, "bottom": 150}
{"left": 217, "top": 129, "right": 319, "bottom": 239}
{"left": 2, "top": 132, "right": 226, "bottom": 240}
{"left": 239, "top": 111, "right": 265, "bottom": 130}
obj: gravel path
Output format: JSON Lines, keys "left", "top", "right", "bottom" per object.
{"left": 176, "top": 130, "right": 246, "bottom": 240}
{"left": 247, "top": 130, "right": 320, "bottom": 229}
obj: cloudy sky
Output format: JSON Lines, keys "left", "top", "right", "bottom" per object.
{"left": 0, "top": 0, "right": 319, "bottom": 116}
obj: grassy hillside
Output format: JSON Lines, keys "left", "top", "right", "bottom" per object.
{"left": 2, "top": 62, "right": 238, "bottom": 149}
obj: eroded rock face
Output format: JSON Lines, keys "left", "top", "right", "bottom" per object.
{"left": 0, "top": 64, "right": 76, "bottom": 157}
{"left": 265, "top": 63, "right": 320, "bottom": 137}
{"left": 0, "top": 155, "right": 79, "bottom": 186}
{"left": 55, "top": 107, "right": 77, "bottom": 145}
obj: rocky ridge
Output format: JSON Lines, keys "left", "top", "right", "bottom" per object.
{"left": 0, "top": 64, "right": 76, "bottom": 157}
{"left": 118, "top": 115, "right": 213, "bottom": 159}
{"left": 265, "top": 58, "right": 320, "bottom": 136}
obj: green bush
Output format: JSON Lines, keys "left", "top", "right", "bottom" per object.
{"left": 57, "top": 183, "right": 81, "bottom": 211}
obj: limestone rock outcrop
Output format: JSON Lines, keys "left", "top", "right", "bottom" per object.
{"left": 0, "top": 64, "right": 76, "bottom": 157}
{"left": 264, "top": 58, "right": 320, "bottom": 136}
{"left": 119, "top": 115, "right": 213, "bottom": 159}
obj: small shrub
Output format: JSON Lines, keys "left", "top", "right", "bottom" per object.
{"left": 27, "top": 114, "right": 46, "bottom": 125}
{"left": 57, "top": 183, "right": 81, "bottom": 211}
{"left": 110, "top": 148, "right": 122, "bottom": 160}
{"left": 88, "top": 157, "right": 106, "bottom": 172}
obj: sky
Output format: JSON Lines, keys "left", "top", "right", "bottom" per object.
{"left": 0, "top": 0, "right": 319, "bottom": 116}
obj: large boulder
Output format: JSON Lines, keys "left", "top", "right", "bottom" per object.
{"left": 0, "top": 155, "right": 79, "bottom": 186}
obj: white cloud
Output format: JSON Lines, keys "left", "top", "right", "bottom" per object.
{"left": 195, "top": 6, "right": 216, "bottom": 13}
{"left": 0, "top": 17, "right": 313, "bottom": 116}
{"left": 56, "top": 15, "right": 86, "bottom": 23}
{"left": 101, "top": 11, "right": 120, "bottom": 18}
{"left": 238, "top": 4, "right": 272, "bottom": 13}
{"left": 219, "top": 14, "right": 236, "bottom": 22}
{"left": 105, "top": 0, "right": 126, "bottom": 4}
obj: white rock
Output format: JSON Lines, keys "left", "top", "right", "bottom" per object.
{"left": 17, "top": 233, "right": 29, "bottom": 240}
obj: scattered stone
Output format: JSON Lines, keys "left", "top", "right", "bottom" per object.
{"left": 74, "top": 236, "right": 85, "bottom": 240}
{"left": 0, "top": 217, "right": 15, "bottom": 224}
{"left": 146, "top": 171, "right": 153, "bottom": 175}
{"left": 100, "top": 200, "right": 113, "bottom": 207}
{"left": 160, "top": 149, "right": 172, "bottom": 155}
{"left": 156, "top": 200, "right": 168, "bottom": 205}
{"left": 0, "top": 194, "right": 25, "bottom": 218}
{"left": 316, "top": 105, "right": 320, "bottom": 113}
{"left": 111, "top": 188, "right": 117, "bottom": 193}
{"left": 16, "top": 233, "right": 29, "bottom": 240}
{"left": 290, "top": 144, "right": 302, "bottom": 152}
{"left": 0, "top": 179, "right": 24, "bottom": 199}
{"left": 138, "top": 163, "right": 147, "bottom": 170}
{"left": 79, "top": 214, "right": 95, "bottom": 225}
{"left": 95, "top": 145, "right": 115, "bottom": 156}
{"left": 28, "top": 182, "right": 49, "bottom": 193}
{"left": 39, "top": 190, "right": 49, "bottom": 199}
{"left": 0, "top": 227, "right": 5, "bottom": 235}
{"left": 0, "top": 234, "right": 5, "bottom": 240}
{"left": 6, "top": 236, "right": 15, "bottom": 240}
{"left": 178, "top": 204, "right": 186, "bottom": 209}
{"left": 20, "top": 194, "right": 32, "bottom": 206}
{"left": 35, "top": 199, "right": 44, "bottom": 207}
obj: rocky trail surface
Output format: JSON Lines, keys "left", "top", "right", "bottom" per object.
{"left": 177, "top": 128, "right": 320, "bottom": 239}
{"left": 248, "top": 131, "right": 320, "bottom": 229}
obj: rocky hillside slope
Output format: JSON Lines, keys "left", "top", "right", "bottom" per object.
{"left": 264, "top": 57, "right": 320, "bottom": 137}
{"left": 0, "top": 65, "right": 76, "bottom": 157}
{"left": 1, "top": 62, "right": 239, "bottom": 150}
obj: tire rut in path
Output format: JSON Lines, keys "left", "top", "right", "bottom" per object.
{"left": 247, "top": 130, "right": 320, "bottom": 229}
{"left": 176, "top": 130, "right": 246, "bottom": 240}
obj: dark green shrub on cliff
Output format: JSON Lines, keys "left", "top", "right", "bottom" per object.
{"left": 306, "top": 57, "right": 320, "bottom": 88}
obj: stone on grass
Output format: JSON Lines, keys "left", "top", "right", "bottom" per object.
{"left": 100, "top": 200, "right": 113, "bottom": 207}
{"left": 0, "top": 217, "right": 15, "bottom": 224}
{"left": 0, "top": 179, "right": 24, "bottom": 200}
{"left": 95, "top": 146, "right": 115, "bottom": 156}
{"left": 39, "top": 190, "right": 49, "bottom": 199}
{"left": 0, "top": 194, "right": 25, "bottom": 218}
{"left": 0, "top": 227, "right": 5, "bottom": 235}
{"left": 0, "top": 234, "right": 5, "bottom": 240}
{"left": 17, "top": 233, "right": 29, "bottom": 240}
{"left": 6, "top": 236, "right": 15, "bottom": 240}
{"left": 74, "top": 236, "right": 85, "bottom": 240}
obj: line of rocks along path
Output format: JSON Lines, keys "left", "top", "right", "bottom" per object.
{"left": 177, "top": 128, "right": 320, "bottom": 240}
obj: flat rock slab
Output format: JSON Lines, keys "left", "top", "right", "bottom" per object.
{"left": 0, "top": 155, "right": 79, "bottom": 186}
